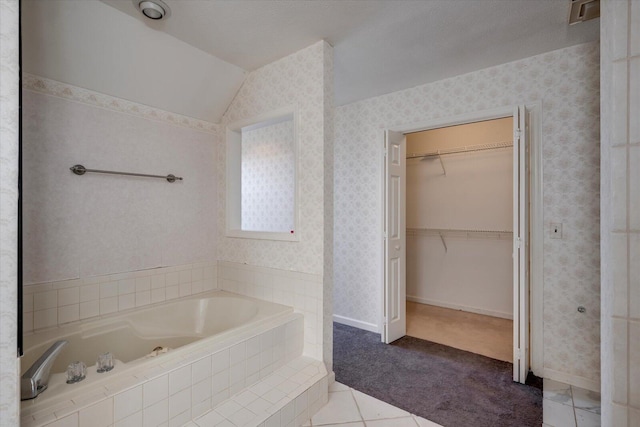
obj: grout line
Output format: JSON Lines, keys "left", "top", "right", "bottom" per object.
{"left": 349, "top": 388, "right": 366, "bottom": 423}
{"left": 627, "top": 2, "right": 632, "bottom": 427}
{"left": 569, "top": 385, "right": 578, "bottom": 427}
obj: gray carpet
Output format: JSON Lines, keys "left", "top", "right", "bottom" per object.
{"left": 334, "top": 323, "right": 542, "bottom": 427}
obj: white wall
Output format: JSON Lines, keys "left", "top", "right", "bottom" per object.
{"left": 21, "top": 75, "right": 219, "bottom": 285}
{"left": 600, "top": 1, "right": 640, "bottom": 425}
{"left": 21, "top": 0, "right": 245, "bottom": 123}
{"left": 218, "top": 41, "right": 334, "bottom": 366}
{"left": 334, "top": 42, "right": 601, "bottom": 388}
{"left": 0, "top": 0, "right": 20, "bottom": 424}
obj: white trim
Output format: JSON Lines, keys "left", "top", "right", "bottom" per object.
{"left": 381, "top": 104, "right": 543, "bottom": 375}
{"left": 378, "top": 130, "right": 386, "bottom": 337}
{"left": 225, "top": 105, "right": 300, "bottom": 242}
{"left": 527, "top": 101, "right": 544, "bottom": 376}
{"left": 406, "top": 295, "right": 514, "bottom": 320}
{"left": 386, "top": 105, "right": 517, "bottom": 134}
{"left": 543, "top": 368, "right": 600, "bottom": 393}
{"left": 333, "top": 314, "right": 379, "bottom": 333}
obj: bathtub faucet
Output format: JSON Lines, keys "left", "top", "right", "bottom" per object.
{"left": 21, "top": 340, "right": 68, "bottom": 400}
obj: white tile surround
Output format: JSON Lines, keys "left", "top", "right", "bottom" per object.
{"left": 23, "top": 262, "right": 217, "bottom": 332}
{"left": 543, "top": 379, "right": 601, "bottom": 427}
{"left": 20, "top": 311, "right": 315, "bottom": 427}
{"left": 189, "top": 358, "right": 328, "bottom": 427}
{"left": 600, "top": 1, "right": 640, "bottom": 425}
{"left": 218, "top": 261, "right": 324, "bottom": 361}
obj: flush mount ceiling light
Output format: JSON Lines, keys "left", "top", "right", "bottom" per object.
{"left": 133, "top": 0, "right": 171, "bottom": 21}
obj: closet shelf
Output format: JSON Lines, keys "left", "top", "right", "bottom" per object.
{"left": 406, "top": 140, "right": 513, "bottom": 160}
{"left": 407, "top": 227, "right": 513, "bottom": 239}
{"left": 407, "top": 228, "right": 513, "bottom": 253}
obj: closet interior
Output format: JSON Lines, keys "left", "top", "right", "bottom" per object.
{"left": 405, "top": 117, "right": 514, "bottom": 362}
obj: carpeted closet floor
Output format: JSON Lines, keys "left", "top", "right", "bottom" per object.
{"left": 406, "top": 301, "right": 513, "bottom": 362}
{"left": 333, "top": 322, "right": 543, "bottom": 427}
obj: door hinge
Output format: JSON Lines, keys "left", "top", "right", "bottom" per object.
{"left": 515, "top": 237, "right": 522, "bottom": 248}
{"left": 514, "top": 348, "right": 523, "bottom": 361}
{"left": 514, "top": 128, "right": 521, "bottom": 140}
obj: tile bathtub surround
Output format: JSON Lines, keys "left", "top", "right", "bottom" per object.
{"left": 542, "top": 378, "right": 601, "bottom": 427}
{"left": 23, "top": 262, "right": 217, "bottom": 332}
{"left": 600, "top": 1, "right": 640, "bottom": 425}
{"left": 218, "top": 261, "right": 324, "bottom": 361}
{"left": 20, "top": 313, "right": 305, "bottom": 427}
{"left": 191, "top": 357, "right": 328, "bottom": 427}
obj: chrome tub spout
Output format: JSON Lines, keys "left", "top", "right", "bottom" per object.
{"left": 21, "top": 340, "right": 68, "bottom": 400}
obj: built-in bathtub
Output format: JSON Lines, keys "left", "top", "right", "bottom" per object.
{"left": 20, "top": 290, "right": 307, "bottom": 426}
{"left": 22, "top": 290, "right": 290, "bottom": 378}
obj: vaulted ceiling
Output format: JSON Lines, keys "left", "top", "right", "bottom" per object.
{"left": 22, "top": 0, "right": 599, "bottom": 123}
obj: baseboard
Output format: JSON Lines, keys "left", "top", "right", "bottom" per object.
{"left": 327, "top": 371, "right": 336, "bottom": 386}
{"left": 333, "top": 314, "right": 379, "bottom": 333}
{"left": 406, "top": 295, "right": 513, "bottom": 320}
{"left": 543, "top": 368, "right": 600, "bottom": 392}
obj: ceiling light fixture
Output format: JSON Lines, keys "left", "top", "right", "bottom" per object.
{"left": 133, "top": 0, "right": 171, "bottom": 21}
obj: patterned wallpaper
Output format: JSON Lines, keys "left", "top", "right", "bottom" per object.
{"left": 241, "top": 120, "right": 295, "bottom": 232}
{"left": 333, "top": 42, "right": 601, "bottom": 384}
{"left": 218, "top": 41, "right": 332, "bottom": 276}
{"left": 0, "top": 0, "right": 20, "bottom": 424}
{"left": 22, "top": 74, "right": 218, "bottom": 134}
{"left": 21, "top": 83, "right": 219, "bottom": 284}
{"left": 218, "top": 40, "right": 334, "bottom": 367}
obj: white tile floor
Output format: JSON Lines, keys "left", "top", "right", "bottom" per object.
{"left": 542, "top": 379, "right": 601, "bottom": 427}
{"left": 307, "top": 378, "right": 598, "bottom": 427}
{"left": 303, "top": 382, "right": 442, "bottom": 427}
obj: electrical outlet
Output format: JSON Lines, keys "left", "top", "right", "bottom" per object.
{"left": 551, "top": 222, "right": 563, "bottom": 239}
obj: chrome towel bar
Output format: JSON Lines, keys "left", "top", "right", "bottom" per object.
{"left": 70, "top": 164, "right": 182, "bottom": 183}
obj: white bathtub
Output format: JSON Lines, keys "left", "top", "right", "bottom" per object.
{"left": 21, "top": 290, "right": 293, "bottom": 401}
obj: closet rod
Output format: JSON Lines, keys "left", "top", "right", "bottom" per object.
{"left": 407, "top": 227, "right": 513, "bottom": 239}
{"left": 407, "top": 140, "right": 513, "bottom": 160}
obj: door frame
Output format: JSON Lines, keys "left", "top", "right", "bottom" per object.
{"left": 379, "top": 103, "right": 543, "bottom": 375}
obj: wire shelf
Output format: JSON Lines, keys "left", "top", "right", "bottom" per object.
{"left": 407, "top": 140, "right": 513, "bottom": 160}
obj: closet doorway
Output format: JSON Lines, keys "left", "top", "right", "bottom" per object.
{"left": 382, "top": 106, "right": 537, "bottom": 384}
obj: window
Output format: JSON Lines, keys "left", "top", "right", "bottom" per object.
{"left": 226, "top": 107, "right": 298, "bottom": 241}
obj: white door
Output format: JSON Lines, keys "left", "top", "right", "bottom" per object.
{"left": 383, "top": 130, "right": 406, "bottom": 344}
{"left": 513, "top": 105, "right": 529, "bottom": 383}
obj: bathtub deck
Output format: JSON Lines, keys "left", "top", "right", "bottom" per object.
{"left": 20, "top": 310, "right": 311, "bottom": 427}
{"left": 188, "top": 356, "right": 328, "bottom": 427}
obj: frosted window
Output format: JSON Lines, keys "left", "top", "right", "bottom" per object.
{"left": 240, "top": 120, "right": 295, "bottom": 232}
